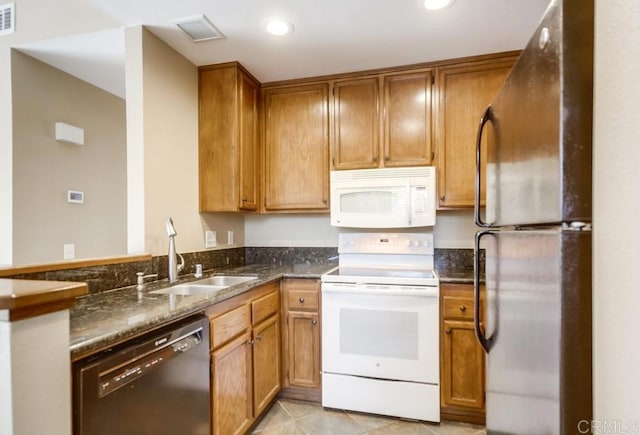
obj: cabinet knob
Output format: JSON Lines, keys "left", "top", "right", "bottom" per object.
{"left": 440, "top": 195, "right": 446, "bottom": 202}
{"left": 242, "top": 197, "right": 247, "bottom": 202}
{"left": 311, "top": 319, "right": 318, "bottom": 325}
{"left": 384, "top": 156, "right": 390, "bottom": 161}
{"left": 298, "top": 297, "right": 305, "bottom": 303}
{"left": 255, "top": 335, "right": 263, "bottom": 341}
{"left": 459, "top": 305, "right": 467, "bottom": 312}
{"left": 372, "top": 156, "right": 378, "bottom": 163}
{"left": 247, "top": 339, "right": 255, "bottom": 345}
{"left": 445, "top": 328, "right": 451, "bottom": 335}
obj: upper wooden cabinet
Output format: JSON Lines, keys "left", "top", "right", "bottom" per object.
{"left": 383, "top": 69, "right": 433, "bottom": 167}
{"left": 331, "top": 69, "right": 434, "bottom": 170}
{"left": 332, "top": 77, "right": 380, "bottom": 169}
{"left": 262, "top": 83, "right": 330, "bottom": 212}
{"left": 434, "top": 55, "right": 517, "bottom": 208}
{"left": 199, "top": 63, "right": 259, "bottom": 212}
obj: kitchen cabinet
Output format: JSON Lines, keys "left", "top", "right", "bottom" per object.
{"left": 262, "top": 83, "right": 330, "bottom": 212}
{"left": 440, "top": 283, "right": 486, "bottom": 425}
{"left": 199, "top": 62, "right": 260, "bottom": 212}
{"left": 331, "top": 69, "right": 433, "bottom": 170}
{"left": 207, "top": 281, "right": 281, "bottom": 434}
{"left": 280, "top": 278, "right": 322, "bottom": 401}
{"left": 434, "top": 54, "right": 517, "bottom": 208}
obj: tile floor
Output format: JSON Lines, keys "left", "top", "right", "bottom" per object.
{"left": 251, "top": 399, "right": 486, "bottom": 435}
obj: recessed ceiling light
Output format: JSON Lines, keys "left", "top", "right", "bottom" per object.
{"left": 264, "top": 18, "right": 294, "bottom": 36}
{"left": 424, "top": 0, "right": 455, "bottom": 10}
{"left": 173, "top": 14, "right": 225, "bottom": 42}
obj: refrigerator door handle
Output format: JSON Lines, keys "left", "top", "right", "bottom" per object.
{"left": 475, "top": 105, "right": 494, "bottom": 228}
{"left": 474, "top": 230, "right": 495, "bottom": 353}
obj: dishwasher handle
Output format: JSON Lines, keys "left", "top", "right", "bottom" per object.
{"left": 97, "top": 329, "right": 203, "bottom": 398}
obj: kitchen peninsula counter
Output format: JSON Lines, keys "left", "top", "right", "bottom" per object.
{"left": 69, "top": 262, "right": 336, "bottom": 360}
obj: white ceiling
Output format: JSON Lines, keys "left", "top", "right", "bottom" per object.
{"left": 15, "top": 0, "right": 551, "bottom": 97}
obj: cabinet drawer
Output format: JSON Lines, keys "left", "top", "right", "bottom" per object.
{"left": 211, "top": 304, "right": 251, "bottom": 349}
{"left": 287, "top": 289, "right": 319, "bottom": 311}
{"left": 443, "top": 295, "right": 475, "bottom": 321}
{"left": 252, "top": 288, "right": 280, "bottom": 325}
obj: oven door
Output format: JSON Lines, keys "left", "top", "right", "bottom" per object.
{"left": 322, "top": 282, "right": 439, "bottom": 384}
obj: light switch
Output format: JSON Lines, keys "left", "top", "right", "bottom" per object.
{"left": 63, "top": 244, "right": 75, "bottom": 260}
{"left": 205, "top": 231, "right": 216, "bottom": 248}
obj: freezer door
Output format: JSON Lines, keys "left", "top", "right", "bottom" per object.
{"left": 478, "top": 0, "right": 593, "bottom": 227}
{"left": 480, "top": 228, "right": 591, "bottom": 434}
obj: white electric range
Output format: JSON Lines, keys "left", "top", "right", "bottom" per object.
{"left": 321, "top": 232, "right": 440, "bottom": 423}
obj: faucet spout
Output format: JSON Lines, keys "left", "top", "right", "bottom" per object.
{"left": 167, "top": 218, "right": 184, "bottom": 284}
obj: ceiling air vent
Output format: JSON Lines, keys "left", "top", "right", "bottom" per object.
{"left": 173, "top": 14, "right": 225, "bottom": 42}
{"left": 0, "top": 2, "right": 15, "bottom": 36}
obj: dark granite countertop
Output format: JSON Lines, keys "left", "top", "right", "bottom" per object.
{"left": 69, "top": 262, "right": 336, "bottom": 360}
{"left": 436, "top": 267, "right": 475, "bottom": 284}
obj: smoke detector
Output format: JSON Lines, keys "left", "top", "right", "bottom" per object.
{"left": 173, "top": 14, "right": 225, "bottom": 42}
{"left": 0, "top": 2, "right": 15, "bottom": 36}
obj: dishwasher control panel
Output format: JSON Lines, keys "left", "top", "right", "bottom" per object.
{"left": 97, "top": 333, "right": 202, "bottom": 397}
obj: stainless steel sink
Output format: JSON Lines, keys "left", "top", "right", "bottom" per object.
{"left": 149, "top": 276, "right": 258, "bottom": 296}
{"left": 150, "top": 284, "right": 227, "bottom": 296}
{"left": 193, "top": 275, "right": 258, "bottom": 286}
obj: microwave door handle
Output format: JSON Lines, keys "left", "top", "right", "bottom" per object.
{"left": 475, "top": 105, "right": 493, "bottom": 228}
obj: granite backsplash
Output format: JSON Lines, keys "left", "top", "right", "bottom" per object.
{"left": 4, "top": 247, "right": 482, "bottom": 294}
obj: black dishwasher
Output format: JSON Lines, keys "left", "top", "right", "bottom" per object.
{"left": 73, "top": 315, "right": 210, "bottom": 435}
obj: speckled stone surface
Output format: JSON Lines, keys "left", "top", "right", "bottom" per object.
{"left": 245, "top": 247, "right": 338, "bottom": 265}
{"left": 435, "top": 249, "right": 484, "bottom": 283}
{"left": 69, "top": 261, "right": 336, "bottom": 360}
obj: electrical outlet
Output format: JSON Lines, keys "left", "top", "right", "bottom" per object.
{"left": 205, "top": 231, "right": 216, "bottom": 248}
{"left": 63, "top": 243, "right": 75, "bottom": 260}
{"left": 227, "top": 230, "right": 234, "bottom": 245}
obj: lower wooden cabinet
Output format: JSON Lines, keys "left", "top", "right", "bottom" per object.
{"left": 440, "top": 283, "right": 486, "bottom": 425}
{"left": 281, "top": 278, "right": 322, "bottom": 401}
{"left": 211, "top": 331, "right": 253, "bottom": 435}
{"left": 207, "top": 282, "right": 282, "bottom": 434}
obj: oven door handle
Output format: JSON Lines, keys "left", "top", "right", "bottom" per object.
{"left": 322, "top": 283, "right": 438, "bottom": 297}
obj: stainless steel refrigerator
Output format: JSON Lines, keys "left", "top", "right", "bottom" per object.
{"left": 473, "top": 0, "right": 593, "bottom": 433}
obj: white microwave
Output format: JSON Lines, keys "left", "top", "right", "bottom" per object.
{"left": 330, "top": 167, "right": 436, "bottom": 228}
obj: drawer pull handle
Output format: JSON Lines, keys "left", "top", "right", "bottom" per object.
{"left": 445, "top": 328, "right": 451, "bottom": 335}
{"left": 298, "top": 297, "right": 305, "bottom": 303}
{"left": 459, "top": 305, "right": 467, "bottom": 312}
{"left": 311, "top": 320, "right": 317, "bottom": 325}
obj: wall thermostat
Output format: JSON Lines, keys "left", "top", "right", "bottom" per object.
{"left": 67, "top": 190, "right": 84, "bottom": 204}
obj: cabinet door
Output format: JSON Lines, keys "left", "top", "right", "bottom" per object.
{"left": 199, "top": 65, "right": 240, "bottom": 212}
{"left": 383, "top": 69, "right": 433, "bottom": 167}
{"left": 441, "top": 319, "right": 485, "bottom": 411}
{"left": 239, "top": 71, "right": 259, "bottom": 210}
{"left": 286, "top": 311, "right": 320, "bottom": 388}
{"left": 435, "top": 57, "right": 516, "bottom": 208}
{"left": 332, "top": 77, "right": 380, "bottom": 169}
{"left": 211, "top": 331, "right": 253, "bottom": 435}
{"left": 252, "top": 315, "right": 281, "bottom": 416}
{"left": 263, "top": 83, "right": 330, "bottom": 211}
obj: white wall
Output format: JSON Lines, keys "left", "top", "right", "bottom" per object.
{"left": 12, "top": 51, "right": 127, "bottom": 264}
{"left": 244, "top": 210, "right": 478, "bottom": 248}
{"left": 0, "top": 0, "right": 118, "bottom": 266}
{"left": 593, "top": 0, "right": 640, "bottom": 425}
{"left": 138, "top": 28, "right": 244, "bottom": 256}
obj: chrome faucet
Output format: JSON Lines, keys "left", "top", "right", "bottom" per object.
{"left": 166, "top": 217, "right": 185, "bottom": 283}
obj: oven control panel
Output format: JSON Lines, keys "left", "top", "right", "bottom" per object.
{"left": 338, "top": 233, "right": 433, "bottom": 255}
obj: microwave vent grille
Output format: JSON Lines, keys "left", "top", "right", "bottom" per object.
{"left": 331, "top": 167, "right": 434, "bottom": 181}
